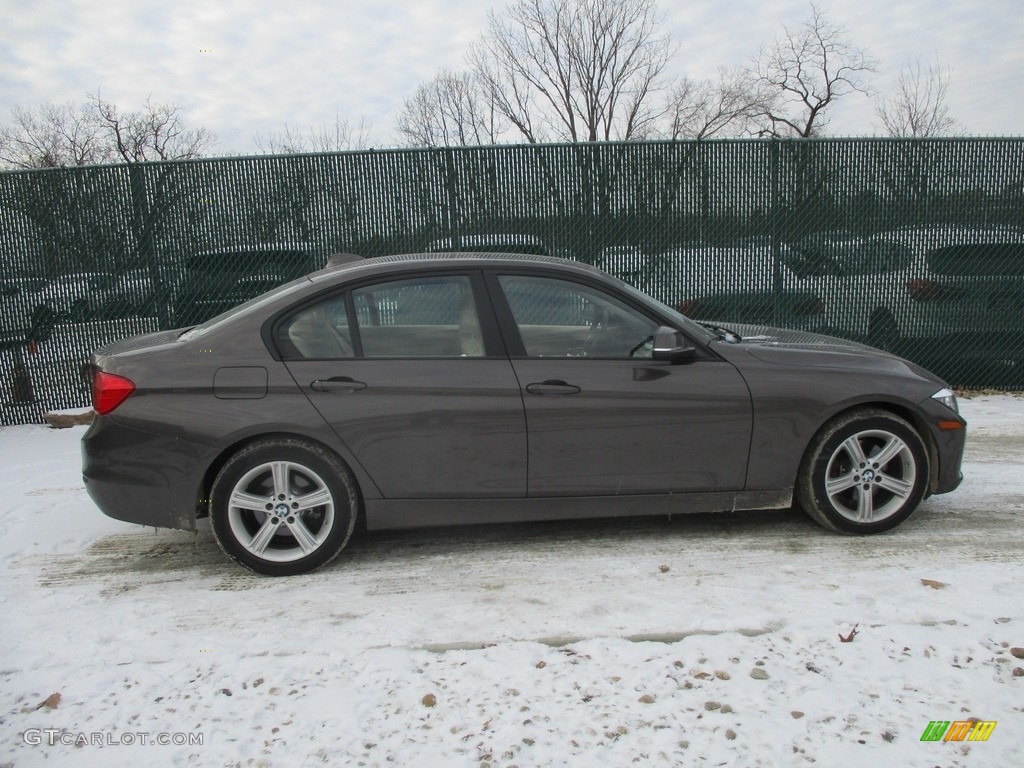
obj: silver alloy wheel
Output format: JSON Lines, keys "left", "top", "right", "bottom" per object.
{"left": 226, "top": 460, "right": 336, "bottom": 563}
{"left": 823, "top": 428, "right": 916, "bottom": 523}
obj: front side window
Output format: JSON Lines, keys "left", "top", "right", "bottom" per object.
{"left": 498, "top": 275, "right": 658, "bottom": 358}
{"left": 353, "top": 276, "right": 485, "bottom": 358}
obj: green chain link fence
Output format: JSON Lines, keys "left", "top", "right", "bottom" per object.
{"left": 1, "top": 138, "right": 1022, "bottom": 424}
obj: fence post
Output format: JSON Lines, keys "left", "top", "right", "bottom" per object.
{"left": 128, "top": 164, "right": 168, "bottom": 329}
{"left": 770, "top": 139, "right": 782, "bottom": 328}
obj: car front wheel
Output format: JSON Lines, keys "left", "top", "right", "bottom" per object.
{"left": 210, "top": 439, "right": 359, "bottom": 576}
{"left": 796, "top": 408, "right": 929, "bottom": 534}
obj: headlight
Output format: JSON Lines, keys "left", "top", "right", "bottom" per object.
{"left": 931, "top": 388, "right": 958, "bottom": 414}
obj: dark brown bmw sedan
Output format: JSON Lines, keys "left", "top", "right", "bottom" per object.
{"left": 82, "top": 253, "right": 966, "bottom": 575}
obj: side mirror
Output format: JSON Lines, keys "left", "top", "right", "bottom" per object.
{"left": 652, "top": 326, "right": 696, "bottom": 364}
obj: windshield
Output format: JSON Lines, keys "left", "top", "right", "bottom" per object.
{"left": 617, "top": 280, "right": 717, "bottom": 343}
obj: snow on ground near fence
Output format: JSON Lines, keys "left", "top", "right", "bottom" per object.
{"left": 1, "top": 396, "right": 1022, "bottom": 767}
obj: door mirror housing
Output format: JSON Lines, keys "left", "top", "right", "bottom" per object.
{"left": 652, "top": 326, "right": 696, "bottom": 363}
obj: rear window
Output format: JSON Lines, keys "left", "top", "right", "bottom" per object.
{"left": 928, "top": 243, "right": 1024, "bottom": 276}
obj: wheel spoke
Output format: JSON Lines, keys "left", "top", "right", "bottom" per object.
{"left": 876, "top": 472, "right": 913, "bottom": 499}
{"left": 230, "top": 490, "right": 271, "bottom": 511}
{"left": 222, "top": 454, "right": 343, "bottom": 569}
{"left": 271, "top": 461, "right": 290, "bottom": 498}
{"left": 826, "top": 471, "right": 859, "bottom": 497}
{"left": 293, "top": 487, "right": 332, "bottom": 511}
{"left": 840, "top": 435, "right": 867, "bottom": 466}
{"left": 285, "top": 515, "right": 320, "bottom": 554}
{"left": 856, "top": 486, "right": 874, "bottom": 522}
{"left": 870, "top": 436, "right": 907, "bottom": 469}
{"left": 248, "top": 516, "right": 282, "bottom": 555}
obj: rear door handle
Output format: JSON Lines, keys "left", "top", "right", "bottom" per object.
{"left": 525, "top": 379, "right": 581, "bottom": 396}
{"left": 310, "top": 376, "right": 367, "bottom": 392}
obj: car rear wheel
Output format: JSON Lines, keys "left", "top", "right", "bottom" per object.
{"left": 210, "top": 439, "right": 359, "bottom": 576}
{"left": 796, "top": 408, "right": 929, "bottom": 534}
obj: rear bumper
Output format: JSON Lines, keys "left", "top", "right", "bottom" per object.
{"left": 82, "top": 417, "right": 211, "bottom": 532}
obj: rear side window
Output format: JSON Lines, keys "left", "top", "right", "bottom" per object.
{"left": 352, "top": 276, "right": 485, "bottom": 358}
{"left": 927, "top": 243, "right": 1024, "bottom": 276}
{"left": 277, "top": 295, "right": 353, "bottom": 359}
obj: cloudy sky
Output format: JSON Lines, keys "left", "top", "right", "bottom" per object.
{"left": 1, "top": 0, "right": 1021, "bottom": 155}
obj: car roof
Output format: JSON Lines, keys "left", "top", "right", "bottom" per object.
{"left": 307, "top": 251, "right": 607, "bottom": 284}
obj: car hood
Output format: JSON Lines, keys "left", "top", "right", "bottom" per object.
{"left": 714, "top": 324, "right": 946, "bottom": 384}
{"left": 726, "top": 324, "right": 878, "bottom": 352}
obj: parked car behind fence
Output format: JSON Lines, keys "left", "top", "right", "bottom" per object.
{"left": 35, "top": 272, "right": 114, "bottom": 323}
{"left": 787, "top": 229, "right": 1024, "bottom": 379}
{"left": 425, "top": 234, "right": 550, "bottom": 256}
{"left": 638, "top": 244, "right": 826, "bottom": 331}
{"left": 172, "top": 246, "right": 322, "bottom": 327}
{"left": 0, "top": 277, "right": 47, "bottom": 335}
{"left": 91, "top": 269, "right": 162, "bottom": 320}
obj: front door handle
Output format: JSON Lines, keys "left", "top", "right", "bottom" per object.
{"left": 525, "top": 379, "right": 581, "bottom": 396}
{"left": 310, "top": 376, "right": 367, "bottom": 393}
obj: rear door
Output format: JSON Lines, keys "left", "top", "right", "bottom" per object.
{"left": 280, "top": 272, "right": 527, "bottom": 499}
{"left": 489, "top": 272, "right": 753, "bottom": 497}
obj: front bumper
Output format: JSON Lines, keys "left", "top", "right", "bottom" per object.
{"left": 923, "top": 408, "right": 966, "bottom": 496}
{"left": 82, "top": 417, "right": 211, "bottom": 532}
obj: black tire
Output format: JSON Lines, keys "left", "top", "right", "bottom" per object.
{"left": 210, "top": 439, "right": 359, "bottom": 576}
{"left": 796, "top": 408, "right": 929, "bottom": 534}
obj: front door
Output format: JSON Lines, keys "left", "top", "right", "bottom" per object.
{"left": 492, "top": 273, "right": 752, "bottom": 497}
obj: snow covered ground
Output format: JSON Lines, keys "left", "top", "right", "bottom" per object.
{"left": 1, "top": 395, "right": 1022, "bottom": 767}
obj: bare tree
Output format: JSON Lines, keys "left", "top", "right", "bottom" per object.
{"left": 253, "top": 113, "right": 372, "bottom": 154}
{"left": 0, "top": 101, "right": 113, "bottom": 169}
{"left": 664, "top": 67, "right": 767, "bottom": 139}
{"left": 876, "top": 58, "right": 960, "bottom": 137}
{"left": 90, "top": 93, "right": 217, "bottom": 162}
{"left": 752, "top": 3, "right": 876, "bottom": 137}
{"left": 0, "top": 95, "right": 216, "bottom": 169}
{"left": 469, "top": 0, "right": 675, "bottom": 143}
{"left": 395, "top": 69, "right": 507, "bottom": 147}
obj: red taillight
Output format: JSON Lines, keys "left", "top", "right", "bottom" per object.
{"left": 92, "top": 371, "right": 135, "bottom": 415}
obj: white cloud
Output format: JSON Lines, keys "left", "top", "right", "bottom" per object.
{"left": 1, "top": 0, "right": 1020, "bottom": 152}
